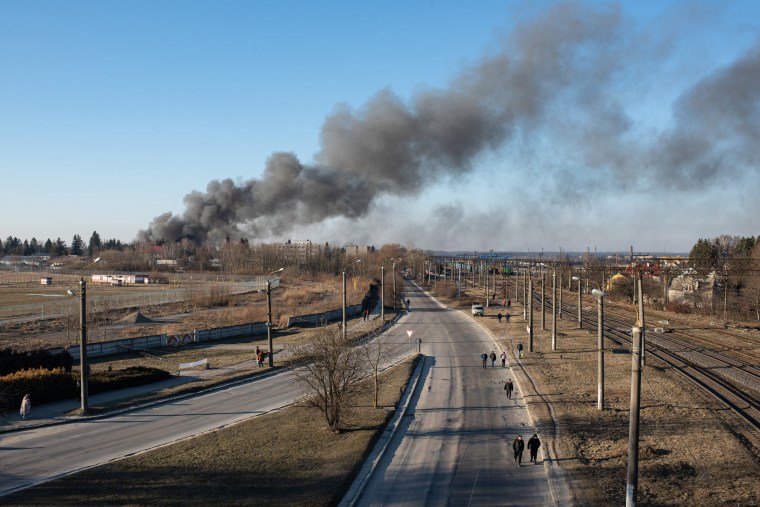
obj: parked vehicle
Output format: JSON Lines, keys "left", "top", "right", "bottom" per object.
{"left": 471, "top": 304, "right": 484, "bottom": 316}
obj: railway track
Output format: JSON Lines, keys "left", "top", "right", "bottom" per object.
{"left": 519, "top": 284, "right": 760, "bottom": 440}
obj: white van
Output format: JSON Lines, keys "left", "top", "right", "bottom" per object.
{"left": 471, "top": 304, "right": 484, "bottom": 316}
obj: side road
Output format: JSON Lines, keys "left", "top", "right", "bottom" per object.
{"left": 1, "top": 345, "right": 278, "bottom": 433}
{"left": 1, "top": 312, "right": 395, "bottom": 434}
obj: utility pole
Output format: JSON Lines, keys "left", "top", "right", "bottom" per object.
{"left": 529, "top": 276, "right": 534, "bottom": 352}
{"left": 381, "top": 265, "right": 385, "bottom": 321}
{"left": 639, "top": 270, "right": 646, "bottom": 366}
{"left": 267, "top": 280, "right": 274, "bottom": 366}
{"left": 593, "top": 289, "right": 606, "bottom": 410}
{"left": 541, "top": 267, "right": 546, "bottom": 331}
{"left": 79, "top": 278, "right": 89, "bottom": 412}
{"left": 626, "top": 326, "right": 643, "bottom": 506}
{"left": 552, "top": 270, "right": 557, "bottom": 351}
{"left": 342, "top": 271, "right": 347, "bottom": 339}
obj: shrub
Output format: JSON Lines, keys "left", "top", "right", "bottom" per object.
{"left": 0, "top": 367, "right": 76, "bottom": 409}
{"left": 0, "top": 348, "right": 74, "bottom": 376}
{"left": 88, "top": 366, "right": 172, "bottom": 395}
{"left": 191, "top": 286, "right": 231, "bottom": 308}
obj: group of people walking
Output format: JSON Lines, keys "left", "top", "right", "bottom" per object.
{"left": 481, "top": 350, "right": 509, "bottom": 369}
{"left": 475, "top": 349, "right": 542, "bottom": 467}
{"left": 513, "top": 434, "right": 541, "bottom": 466}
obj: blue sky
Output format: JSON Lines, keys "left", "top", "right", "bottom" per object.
{"left": 2, "top": 1, "right": 759, "bottom": 254}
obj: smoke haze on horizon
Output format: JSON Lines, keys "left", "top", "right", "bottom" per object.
{"left": 138, "top": 3, "right": 760, "bottom": 251}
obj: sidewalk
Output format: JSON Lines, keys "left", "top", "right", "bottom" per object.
{"left": 1, "top": 350, "right": 270, "bottom": 433}
{"left": 1, "top": 311, "right": 392, "bottom": 434}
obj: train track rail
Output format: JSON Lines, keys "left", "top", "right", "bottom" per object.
{"left": 522, "top": 286, "right": 760, "bottom": 440}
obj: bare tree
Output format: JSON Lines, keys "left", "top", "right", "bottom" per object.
{"left": 363, "top": 333, "right": 400, "bottom": 408}
{"left": 294, "top": 327, "right": 366, "bottom": 432}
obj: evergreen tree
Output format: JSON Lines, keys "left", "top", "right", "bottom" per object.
{"left": 71, "top": 234, "right": 84, "bottom": 256}
{"left": 43, "top": 238, "right": 53, "bottom": 253}
{"left": 29, "top": 237, "right": 39, "bottom": 253}
{"left": 22, "top": 239, "right": 32, "bottom": 256}
{"left": 88, "top": 231, "right": 102, "bottom": 256}
{"left": 53, "top": 237, "right": 67, "bottom": 256}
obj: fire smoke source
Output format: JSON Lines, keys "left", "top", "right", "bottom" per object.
{"left": 139, "top": 3, "right": 760, "bottom": 244}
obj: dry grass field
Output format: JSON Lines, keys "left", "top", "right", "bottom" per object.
{"left": 0, "top": 272, "right": 371, "bottom": 351}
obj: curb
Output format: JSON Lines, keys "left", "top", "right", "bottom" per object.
{"left": 339, "top": 353, "right": 426, "bottom": 507}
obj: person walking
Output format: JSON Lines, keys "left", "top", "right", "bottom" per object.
{"left": 513, "top": 435, "right": 525, "bottom": 466}
{"left": 517, "top": 343, "right": 524, "bottom": 358}
{"left": 505, "top": 378, "right": 514, "bottom": 399}
{"left": 497, "top": 312, "right": 503, "bottom": 323}
{"left": 489, "top": 350, "right": 497, "bottom": 368}
{"left": 527, "top": 433, "right": 541, "bottom": 463}
{"left": 20, "top": 394, "right": 31, "bottom": 420}
{"left": 507, "top": 299, "right": 511, "bottom": 308}
{"left": 256, "top": 349, "right": 264, "bottom": 367}
{"left": 481, "top": 352, "right": 488, "bottom": 369}
{"left": 500, "top": 351, "right": 507, "bottom": 367}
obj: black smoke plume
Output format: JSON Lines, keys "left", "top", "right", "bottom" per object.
{"left": 139, "top": 2, "right": 760, "bottom": 244}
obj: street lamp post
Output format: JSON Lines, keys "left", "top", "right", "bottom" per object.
{"left": 381, "top": 265, "right": 385, "bottom": 322}
{"left": 266, "top": 268, "right": 284, "bottom": 367}
{"left": 638, "top": 270, "right": 646, "bottom": 366}
{"left": 573, "top": 275, "right": 582, "bottom": 329}
{"left": 529, "top": 275, "right": 534, "bottom": 352}
{"left": 392, "top": 261, "right": 397, "bottom": 309}
{"left": 541, "top": 265, "right": 546, "bottom": 331}
{"left": 78, "top": 256, "right": 101, "bottom": 413}
{"left": 592, "top": 288, "right": 606, "bottom": 410}
{"left": 552, "top": 269, "right": 557, "bottom": 351}
{"left": 342, "top": 260, "right": 360, "bottom": 339}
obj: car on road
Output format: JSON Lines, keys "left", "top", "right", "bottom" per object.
{"left": 471, "top": 304, "right": 484, "bottom": 316}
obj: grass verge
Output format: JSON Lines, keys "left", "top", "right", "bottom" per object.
{"left": 4, "top": 355, "right": 419, "bottom": 506}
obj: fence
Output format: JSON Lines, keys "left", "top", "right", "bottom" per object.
{"left": 65, "top": 304, "right": 364, "bottom": 361}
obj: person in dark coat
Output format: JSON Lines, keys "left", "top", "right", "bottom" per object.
{"left": 481, "top": 352, "right": 488, "bottom": 369}
{"left": 527, "top": 434, "right": 541, "bottom": 463}
{"left": 497, "top": 312, "right": 503, "bottom": 323}
{"left": 513, "top": 435, "right": 525, "bottom": 466}
{"left": 505, "top": 378, "right": 514, "bottom": 399}
{"left": 489, "top": 350, "right": 497, "bottom": 368}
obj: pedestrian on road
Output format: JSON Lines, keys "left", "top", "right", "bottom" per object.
{"left": 506, "top": 313, "right": 511, "bottom": 323}
{"left": 497, "top": 312, "right": 502, "bottom": 323}
{"left": 517, "top": 343, "right": 524, "bottom": 358}
{"left": 256, "top": 349, "right": 264, "bottom": 367}
{"left": 505, "top": 378, "right": 514, "bottom": 399}
{"left": 481, "top": 352, "right": 488, "bottom": 369}
{"left": 513, "top": 435, "right": 525, "bottom": 466}
{"left": 490, "top": 350, "right": 497, "bottom": 368}
{"left": 20, "top": 394, "right": 31, "bottom": 420}
{"left": 500, "top": 351, "right": 507, "bottom": 367}
{"left": 528, "top": 434, "right": 541, "bottom": 463}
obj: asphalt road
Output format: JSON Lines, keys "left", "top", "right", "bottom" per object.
{"left": 354, "top": 281, "right": 554, "bottom": 506}
{"left": 1, "top": 281, "right": 554, "bottom": 505}
{"left": 0, "top": 371, "right": 300, "bottom": 496}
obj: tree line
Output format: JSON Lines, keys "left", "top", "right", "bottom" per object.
{"left": 2, "top": 231, "right": 124, "bottom": 257}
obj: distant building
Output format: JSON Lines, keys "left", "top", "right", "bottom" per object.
{"left": 91, "top": 274, "right": 151, "bottom": 285}
{"left": 344, "top": 243, "right": 370, "bottom": 258}
{"left": 268, "top": 240, "right": 320, "bottom": 262}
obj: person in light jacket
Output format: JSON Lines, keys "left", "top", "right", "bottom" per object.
{"left": 20, "top": 394, "right": 31, "bottom": 420}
